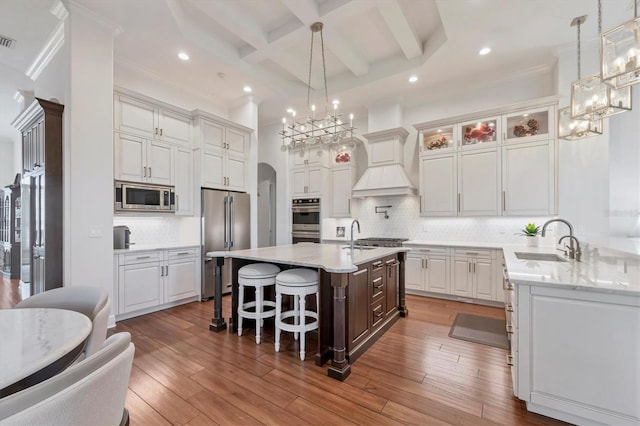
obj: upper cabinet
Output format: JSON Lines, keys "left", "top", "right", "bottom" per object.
{"left": 197, "top": 116, "right": 251, "bottom": 192}
{"left": 415, "top": 100, "right": 557, "bottom": 217}
{"left": 114, "top": 94, "right": 191, "bottom": 146}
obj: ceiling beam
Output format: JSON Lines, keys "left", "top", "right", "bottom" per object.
{"left": 377, "top": 0, "right": 422, "bottom": 59}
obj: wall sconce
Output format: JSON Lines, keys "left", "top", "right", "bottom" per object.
{"left": 375, "top": 205, "right": 391, "bottom": 219}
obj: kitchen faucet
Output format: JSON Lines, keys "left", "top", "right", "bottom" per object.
{"left": 541, "top": 218, "right": 579, "bottom": 260}
{"left": 350, "top": 219, "right": 361, "bottom": 251}
{"left": 558, "top": 235, "right": 581, "bottom": 262}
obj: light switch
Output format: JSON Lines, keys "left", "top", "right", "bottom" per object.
{"left": 88, "top": 225, "right": 103, "bottom": 238}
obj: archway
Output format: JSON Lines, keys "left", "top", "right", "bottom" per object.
{"left": 257, "top": 162, "right": 277, "bottom": 247}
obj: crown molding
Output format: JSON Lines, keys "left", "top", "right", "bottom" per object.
{"left": 362, "top": 127, "right": 409, "bottom": 143}
{"left": 25, "top": 20, "right": 65, "bottom": 81}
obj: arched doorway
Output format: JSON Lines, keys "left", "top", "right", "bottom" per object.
{"left": 257, "top": 163, "right": 276, "bottom": 247}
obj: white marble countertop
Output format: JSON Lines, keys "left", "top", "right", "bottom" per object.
{"left": 502, "top": 246, "right": 640, "bottom": 296}
{"left": 0, "top": 308, "right": 92, "bottom": 391}
{"left": 206, "top": 243, "right": 409, "bottom": 273}
{"left": 114, "top": 243, "right": 199, "bottom": 254}
{"left": 404, "top": 240, "right": 508, "bottom": 249}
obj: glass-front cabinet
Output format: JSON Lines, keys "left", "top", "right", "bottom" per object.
{"left": 459, "top": 116, "right": 500, "bottom": 149}
{"left": 502, "top": 106, "right": 554, "bottom": 144}
{"left": 419, "top": 125, "right": 456, "bottom": 154}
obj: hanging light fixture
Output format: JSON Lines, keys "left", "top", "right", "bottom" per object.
{"left": 559, "top": 15, "right": 603, "bottom": 141}
{"left": 601, "top": 0, "right": 640, "bottom": 89}
{"left": 572, "top": 0, "right": 632, "bottom": 119}
{"left": 279, "top": 22, "right": 355, "bottom": 152}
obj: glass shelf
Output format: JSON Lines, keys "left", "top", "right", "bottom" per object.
{"left": 461, "top": 118, "right": 498, "bottom": 146}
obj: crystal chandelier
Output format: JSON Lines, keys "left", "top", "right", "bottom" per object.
{"left": 559, "top": 15, "right": 603, "bottom": 141}
{"left": 601, "top": 0, "right": 640, "bottom": 89}
{"left": 571, "top": 0, "right": 632, "bottom": 120}
{"left": 279, "top": 22, "right": 355, "bottom": 152}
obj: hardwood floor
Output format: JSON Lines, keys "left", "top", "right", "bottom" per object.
{"left": 109, "top": 296, "right": 566, "bottom": 426}
{"left": 0, "top": 276, "right": 21, "bottom": 308}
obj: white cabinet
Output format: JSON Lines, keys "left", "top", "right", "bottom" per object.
{"left": 451, "top": 249, "right": 496, "bottom": 301}
{"left": 458, "top": 147, "right": 500, "bottom": 216}
{"left": 114, "top": 133, "right": 174, "bottom": 185}
{"left": 200, "top": 118, "right": 249, "bottom": 192}
{"left": 175, "top": 147, "right": 193, "bottom": 215}
{"left": 329, "top": 165, "right": 355, "bottom": 217}
{"left": 291, "top": 164, "right": 327, "bottom": 197}
{"left": 502, "top": 140, "right": 555, "bottom": 216}
{"left": 419, "top": 153, "right": 457, "bottom": 216}
{"left": 116, "top": 247, "right": 200, "bottom": 319}
{"left": 114, "top": 94, "right": 191, "bottom": 146}
{"left": 502, "top": 105, "right": 555, "bottom": 144}
{"left": 404, "top": 247, "right": 449, "bottom": 294}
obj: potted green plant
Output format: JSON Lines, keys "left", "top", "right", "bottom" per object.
{"left": 517, "top": 223, "right": 541, "bottom": 247}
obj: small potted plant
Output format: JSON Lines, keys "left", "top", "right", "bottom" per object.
{"left": 517, "top": 223, "right": 540, "bottom": 247}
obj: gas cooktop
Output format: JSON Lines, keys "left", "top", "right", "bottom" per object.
{"left": 354, "top": 237, "right": 408, "bottom": 247}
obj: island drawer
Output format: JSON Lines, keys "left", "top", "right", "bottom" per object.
{"left": 371, "top": 300, "right": 386, "bottom": 328}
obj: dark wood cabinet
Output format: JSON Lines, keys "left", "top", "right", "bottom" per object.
{"left": 348, "top": 264, "right": 369, "bottom": 349}
{"left": 11, "top": 98, "right": 64, "bottom": 294}
{"left": 0, "top": 182, "right": 20, "bottom": 278}
{"left": 385, "top": 256, "right": 399, "bottom": 316}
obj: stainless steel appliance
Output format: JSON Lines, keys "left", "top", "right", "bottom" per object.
{"left": 201, "top": 188, "right": 250, "bottom": 299}
{"left": 354, "top": 237, "right": 408, "bottom": 247}
{"left": 291, "top": 198, "right": 320, "bottom": 244}
{"left": 114, "top": 181, "right": 175, "bottom": 213}
{"left": 113, "top": 226, "right": 131, "bottom": 249}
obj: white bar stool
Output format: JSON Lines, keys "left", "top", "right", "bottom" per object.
{"left": 237, "top": 263, "right": 280, "bottom": 344}
{"left": 274, "top": 268, "right": 319, "bottom": 361}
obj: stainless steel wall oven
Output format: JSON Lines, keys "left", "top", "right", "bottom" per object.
{"left": 291, "top": 198, "right": 320, "bottom": 243}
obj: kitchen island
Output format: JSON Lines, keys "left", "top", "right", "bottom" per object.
{"left": 206, "top": 243, "right": 409, "bottom": 380}
{"left": 502, "top": 246, "right": 640, "bottom": 425}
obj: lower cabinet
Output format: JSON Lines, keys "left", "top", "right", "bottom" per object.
{"left": 348, "top": 264, "right": 369, "bottom": 349}
{"left": 451, "top": 249, "right": 496, "bottom": 301}
{"left": 116, "top": 246, "right": 200, "bottom": 318}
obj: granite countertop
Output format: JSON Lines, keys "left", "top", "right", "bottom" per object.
{"left": 206, "top": 243, "right": 409, "bottom": 273}
{"left": 114, "top": 243, "right": 200, "bottom": 254}
{"left": 502, "top": 246, "right": 640, "bottom": 296}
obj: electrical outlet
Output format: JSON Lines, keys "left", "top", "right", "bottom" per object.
{"left": 88, "top": 225, "right": 103, "bottom": 238}
{"left": 336, "top": 226, "right": 345, "bottom": 238}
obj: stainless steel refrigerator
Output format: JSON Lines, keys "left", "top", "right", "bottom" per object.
{"left": 201, "top": 188, "right": 250, "bottom": 300}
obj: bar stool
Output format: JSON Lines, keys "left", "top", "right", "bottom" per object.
{"left": 237, "top": 263, "right": 280, "bottom": 344}
{"left": 274, "top": 268, "right": 319, "bottom": 361}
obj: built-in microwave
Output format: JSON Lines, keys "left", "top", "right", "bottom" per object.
{"left": 114, "top": 181, "right": 175, "bottom": 213}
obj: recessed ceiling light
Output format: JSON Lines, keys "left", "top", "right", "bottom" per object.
{"left": 178, "top": 52, "right": 190, "bottom": 61}
{"left": 408, "top": 75, "right": 418, "bottom": 83}
{"left": 286, "top": 108, "right": 294, "bottom": 114}
{"left": 332, "top": 99, "right": 340, "bottom": 105}
{"left": 479, "top": 47, "right": 491, "bottom": 56}
{"left": 243, "top": 86, "right": 252, "bottom": 93}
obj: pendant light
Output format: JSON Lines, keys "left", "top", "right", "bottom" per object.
{"left": 559, "top": 15, "right": 603, "bottom": 141}
{"left": 601, "top": 0, "right": 640, "bottom": 89}
{"left": 571, "top": 0, "right": 632, "bottom": 119}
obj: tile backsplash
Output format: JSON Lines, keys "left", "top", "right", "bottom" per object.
{"left": 322, "top": 196, "right": 555, "bottom": 244}
{"left": 113, "top": 216, "right": 200, "bottom": 246}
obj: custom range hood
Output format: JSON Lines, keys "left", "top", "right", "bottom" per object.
{"left": 352, "top": 127, "right": 417, "bottom": 198}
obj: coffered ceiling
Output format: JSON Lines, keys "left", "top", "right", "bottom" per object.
{"left": 0, "top": 0, "right": 636, "bottom": 131}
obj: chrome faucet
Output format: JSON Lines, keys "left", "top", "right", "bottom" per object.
{"left": 559, "top": 235, "right": 581, "bottom": 262}
{"left": 541, "top": 218, "right": 579, "bottom": 260}
{"left": 350, "top": 219, "right": 361, "bottom": 251}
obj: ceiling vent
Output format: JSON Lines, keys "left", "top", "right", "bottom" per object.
{"left": 0, "top": 34, "right": 16, "bottom": 49}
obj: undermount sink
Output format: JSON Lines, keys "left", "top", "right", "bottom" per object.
{"left": 342, "top": 245, "right": 377, "bottom": 251}
{"left": 515, "top": 252, "right": 567, "bottom": 262}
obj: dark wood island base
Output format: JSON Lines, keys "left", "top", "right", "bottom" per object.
{"left": 206, "top": 245, "right": 408, "bottom": 381}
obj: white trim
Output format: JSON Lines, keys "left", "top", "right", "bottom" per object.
{"left": 50, "top": 0, "right": 68, "bottom": 20}
{"left": 13, "top": 91, "right": 24, "bottom": 104}
{"left": 25, "top": 20, "right": 65, "bottom": 81}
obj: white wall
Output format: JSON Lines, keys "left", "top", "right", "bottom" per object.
{"left": 0, "top": 138, "right": 15, "bottom": 186}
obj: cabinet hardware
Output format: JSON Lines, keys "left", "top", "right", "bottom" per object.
{"left": 502, "top": 191, "right": 506, "bottom": 212}
{"left": 165, "top": 265, "right": 169, "bottom": 276}
{"left": 457, "top": 193, "right": 461, "bottom": 213}
{"left": 143, "top": 166, "right": 147, "bottom": 177}
{"left": 506, "top": 324, "right": 514, "bottom": 334}
{"left": 353, "top": 268, "right": 367, "bottom": 276}
{"left": 506, "top": 354, "right": 514, "bottom": 366}
{"left": 506, "top": 303, "right": 514, "bottom": 312}
{"left": 177, "top": 252, "right": 190, "bottom": 255}
{"left": 372, "top": 261, "right": 383, "bottom": 267}
{"left": 137, "top": 256, "right": 151, "bottom": 260}
{"left": 160, "top": 265, "right": 164, "bottom": 276}
{"left": 149, "top": 167, "right": 152, "bottom": 178}
{"left": 425, "top": 259, "right": 428, "bottom": 269}
{"left": 472, "top": 262, "right": 476, "bottom": 273}
{"left": 155, "top": 127, "right": 158, "bottom": 135}
{"left": 468, "top": 262, "right": 471, "bottom": 273}
{"left": 466, "top": 251, "right": 478, "bottom": 255}
{"left": 419, "top": 195, "right": 422, "bottom": 214}
{"left": 160, "top": 128, "right": 163, "bottom": 136}
{"left": 376, "top": 312, "right": 384, "bottom": 319}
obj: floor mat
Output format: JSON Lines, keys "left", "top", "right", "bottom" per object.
{"left": 448, "top": 313, "right": 510, "bottom": 350}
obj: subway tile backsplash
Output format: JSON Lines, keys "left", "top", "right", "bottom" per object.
{"left": 322, "top": 196, "right": 555, "bottom": 244}
{"left": 113, "top": 216, "right": 200, "bottom": 246}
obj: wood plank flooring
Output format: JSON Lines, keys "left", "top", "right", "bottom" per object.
{"left": 0, "top": 280, "right": 566, "bottom": 425}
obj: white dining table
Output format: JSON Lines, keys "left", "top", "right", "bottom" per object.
{"left": 0, "top": 308, "right": 92, "bottom": 398}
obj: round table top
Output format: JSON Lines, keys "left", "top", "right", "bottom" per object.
{"left": 0, "top": 308, "right": 92, "bottom": 391}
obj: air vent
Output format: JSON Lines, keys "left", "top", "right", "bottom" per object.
{"left": 0, "top": 34, "right": 16, "bottom": 49}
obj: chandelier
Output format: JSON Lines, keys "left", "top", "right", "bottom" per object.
{"left": 571, "top": 0, "right": 632, "bottom": 120}
{"left": 280, "top": 22, "right": 355, "bottom": 152}
{"left": 559, "top": 15, "right": 603, "bottom": 141}
{"left": 601, "top": 0, "right": 640, "bottom": 89}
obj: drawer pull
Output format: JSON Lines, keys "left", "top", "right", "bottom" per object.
{"left": 506, "top": 355, "right": 514, "bottom": 366}
{"left": 176, "top": 251, "right": 190, "bottom": 255}
{"left": 136, "top": 256, "right": 151, "bottom": 260}
{"left": 506, "top": 324, "right": 514, "bottom": 334}
{"left": 353, "top": 269, "right": 368, "bottom": 276}
{"left": 372, "top": 261, "right": 383, "bottom": 268}
{"left": 376, "top": 312, "right": 384, "bottom": 319}
{"left": 505, "top": 303, "right": 514, "bottom": 312}
{"left": 465, "top": 251, "right": 479, "bottom": 255}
